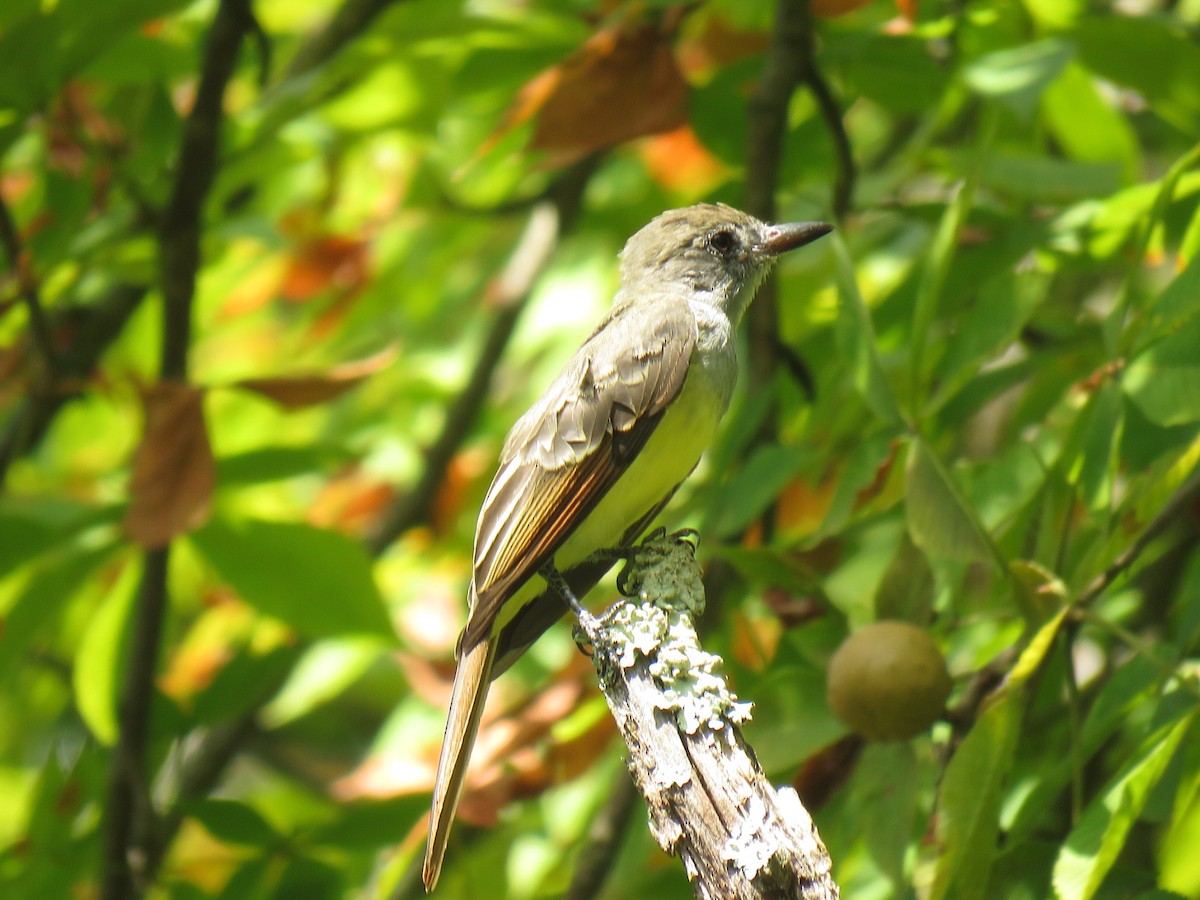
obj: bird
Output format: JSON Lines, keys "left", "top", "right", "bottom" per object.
{"left": 423, "top": 203, "right": 833, "bottom": 890}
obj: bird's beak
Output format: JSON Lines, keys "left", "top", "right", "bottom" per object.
{"left": 762, "top": 221, "right": 834, "bottom": 255}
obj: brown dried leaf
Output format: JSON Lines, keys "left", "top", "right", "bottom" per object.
{"left": 495, "top": 22, "right": 688, "bottom": 167}
{"left": 125, "top": 382, "right": 215, "bottom": 548}
{"left": 811, "top": 0, "right": 876, "bottom": 16}
{"left": 234, "top": 346, "right": 396, "bottom": 410}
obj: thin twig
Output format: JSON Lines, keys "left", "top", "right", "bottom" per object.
{"left": 0, "top": 192, "right": 58, "bottom": 377}
{"left": 100, "top": 1, "right": 255, "bottom": 896}
{"left": 1078, "top": 462, "right": 1200, "bottom": 609}
{"left": 795, "top": 8, "right": 854, "bottom": 222}
{"left": 0, "top": 283, "right": 145, "bottom": 493}
{"left": 282, "top": 0, "right": 412, "bottom": 82}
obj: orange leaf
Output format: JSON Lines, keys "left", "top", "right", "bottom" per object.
{"left": 308, "top": 470, "right": 394, "bottom": 536}
{"left": 639, "top": 125, "right": 728, "bottom": 194}
{"left": 279, "top": 234, "right": 370, "bottom": 303}
{"left": 234, "top": 346, "right": 396, "bottom": 410}
{"left": 125, "top": 382, "right": 215, "bottom": 548}
{"left": 494, "top": 22, "right": 689, "bottom": 167}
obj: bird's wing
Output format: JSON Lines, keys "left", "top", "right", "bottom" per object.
{"left": 460, "top": 295, "right": 697, "bottom": 648}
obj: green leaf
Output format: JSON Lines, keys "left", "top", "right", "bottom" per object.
{"left": 873, "top": 532, "right": 935, "bottom": 623}
{"left": 1043, "top": 63, "right": 1140, "bottom": 184}
{"left": 706, "top": 444, "right": 817, "bottom": 539}
{"left": 964, "top": 39, "right": 1073, "bottom": 118}
{"left": 904, "top": 439, "right": 996, "bottom": 566}
{"left": 933, "top": 271, "right": 1047, "bottom": 414}
{"left": 304, "top": 797, "right": 430, "bottom": 848}
{"left": 832, "top": 236, "right": 903, "bottom": 426}
{"left": 1076, "top": 17, "right": 1200, "bottom": 135}
{"left": 190, "top": 517, "right": 396, "bottom": 641}
{"left": 0, "top": 510, "right": 60, "bottom": 574}
{"left": 932, "top": 696, "right": 1021, "bottom": 900}
{"left": 0, "top": 543, "right": 119, "bottom": 679}
{"left": 1135, "top": 253, "right": 1200, "bottom": 351}
{"left": 976, "top": 152, "right": 1121, "bottom": 203}
{"left": 824, "top": 33, "right": 947, "bottom": 114}
{"left": 931, "top": 610, "right": 1067, "bottom": 900}
{"left": 191, "top": 644, "right": 301, "bottom": 726}
{"left": 815, "top": 431, "right": 902, "bottom": 539}
{"left": 1052, "top": 711, "right": 1197, "bottom": 900}
{"left": 859, "top": 743, "right": 921, "bottom": 884}
{"left": 190, "top": 798, "right": 281, "bottom": 846}
{"left": 702, "top": 546, "right": 809, "bottom": 593}
{"left": 1069, "top": 382, "right": 1124, "bottom": 512}
{"left": 1006, "top": 653, "right": 1162, "bottom": 843}
{"left": 215, "top": 444, "right": 358, "bottom": 486}
{"left": 1124, "top": 318, "right": 1200, "bottom": 426}
{"left": 73, "top": 555, "right": 140, "bottom": 744}
{"left": 261, "top": 637, "right": 388, "bottom": 728}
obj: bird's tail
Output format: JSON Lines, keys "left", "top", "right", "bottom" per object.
{"left": 423, "top": 634, "right": 496, "bottom": 892}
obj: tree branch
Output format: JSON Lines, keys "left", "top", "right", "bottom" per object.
{"left": 101, "top": 547, "right": 172, "bottom": 899}
{"left": 574, "top": 532, "right": 838, "bottom": 898}
{"left": 100, "top": 1, "right": 255, "bottom": 896}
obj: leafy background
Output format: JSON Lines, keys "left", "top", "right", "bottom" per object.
{"left": 2, "top": 0, "right": 1200, "bottom": 897}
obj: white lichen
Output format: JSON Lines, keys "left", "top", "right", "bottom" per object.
{"left": 722, "top": 796, "right": 773, "bottom": 878}
{"left": 600, "top": 533, "right": 753, "bottom": 734}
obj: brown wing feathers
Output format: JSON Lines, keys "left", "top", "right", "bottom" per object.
{"left": 462, "top": 297, "right": 696, "bottom": 649}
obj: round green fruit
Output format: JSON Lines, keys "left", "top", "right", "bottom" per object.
{"left": 827, "top": 621, "right": 952, "bottom": 741}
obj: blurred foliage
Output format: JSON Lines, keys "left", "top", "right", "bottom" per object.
{"left": 2, "top": 0, "right": 1200, "bottom": 897}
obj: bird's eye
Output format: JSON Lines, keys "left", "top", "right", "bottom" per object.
{"left": 708, "top": 230, "right": 737, "bottom": 255}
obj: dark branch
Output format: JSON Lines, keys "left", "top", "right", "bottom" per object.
{"left": 101, "top": 547, "right": 172, "bottom": 899}
{"left": 0, "top": 284, "right": 145, "bottom": 492}
{"left": 158, "top": 0, "right": 254, "bottom": 382}
{"left": 794, "top": 3, "right": 854, "bottom": 222}
{"left": 282, "top": 0, "right": 412, "bottom": 82}
{"left": 101, "top": 1, "right": 255, "bottom": 896}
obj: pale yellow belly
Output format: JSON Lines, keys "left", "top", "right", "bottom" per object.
{"left": 553, "top": 368, "right": 722, "bottom": 568}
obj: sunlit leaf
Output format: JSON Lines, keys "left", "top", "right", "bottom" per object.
{"left": 73, "top": 554, "right": 140, "bottom": 745}
{"left": 1053, "top": 711, "right": 1197, "bottom": 900}
{"left": 964, "top": 39, "right": 1073, "bottom": 118}
{"left": 930, "top": 610, "right": 1068, "bottom": 900}
{"left": 190, "top": 517, "right": 395, "bottom": 640}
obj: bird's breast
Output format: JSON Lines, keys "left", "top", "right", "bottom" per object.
{"left": 554, "top": 344, "right": 731, "bottom": 567}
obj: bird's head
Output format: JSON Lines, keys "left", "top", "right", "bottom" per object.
{"left": 618, "top": 203, "right": 833, "bottom": 323}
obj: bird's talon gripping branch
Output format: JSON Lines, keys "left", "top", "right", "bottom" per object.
{"left": 670, "top": 528, "right": 700, "bottom": 552}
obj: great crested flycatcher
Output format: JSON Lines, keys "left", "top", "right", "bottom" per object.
{"left": 423, "top": 203, "right": 832, "bottom": 890}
